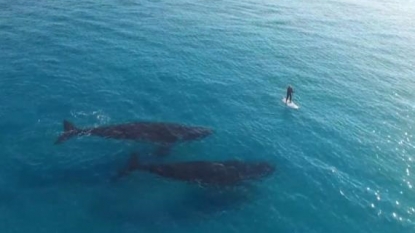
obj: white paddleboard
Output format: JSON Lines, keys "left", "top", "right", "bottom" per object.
{"left": 282, "top": 98, "right": 299, "bottom": 109}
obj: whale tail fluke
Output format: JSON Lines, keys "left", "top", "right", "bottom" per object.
{"left": 54, "top": 120, "right": 81, "bottom": 144}
{"left": 112, "top": 153, "right": 142, "bottom": 181}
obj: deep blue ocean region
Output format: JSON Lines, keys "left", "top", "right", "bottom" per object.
{"left": 1, "top": 0, "right": 414, "bottom": 232}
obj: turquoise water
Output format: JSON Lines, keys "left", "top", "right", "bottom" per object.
{"left": 1, "top": 0, "right": 415, "bottom": 232}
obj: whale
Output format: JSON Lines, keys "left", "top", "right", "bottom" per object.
{"left": 115, "top": 153, "right": 276, "bottom": 186}
{"left": 55, "top": 120, "right": 213, "bottom": 155}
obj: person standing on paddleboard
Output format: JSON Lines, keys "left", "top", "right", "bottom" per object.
{"left": 286, "top": 85, "right": 294, "bottom": 104}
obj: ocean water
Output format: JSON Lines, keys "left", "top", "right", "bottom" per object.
{"left": 1, "top": 0, "right": 415, "bottom": 232}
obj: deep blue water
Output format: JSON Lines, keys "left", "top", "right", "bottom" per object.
{"left": 1, "top": 0, "right": 415, "bottom": 232}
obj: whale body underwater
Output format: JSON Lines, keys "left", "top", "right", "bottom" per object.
{"left": 115, "top": 154, "right": 276, "bottom": 186}
{"left": 55, "top": 120, "right": 213, "bottom": 155}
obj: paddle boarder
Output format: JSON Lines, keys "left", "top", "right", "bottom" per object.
{"left": 286, "top": 85, "right": 294, "bottom": 104}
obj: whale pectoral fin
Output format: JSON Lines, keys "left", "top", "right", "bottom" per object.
{"left": 155, "top": 143, "right": 174, "bottom": 157}
{"left": 55, "top": 120, "right": 81, "bottom": 144}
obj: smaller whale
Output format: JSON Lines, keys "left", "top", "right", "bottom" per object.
{"left": 115, "top": 153, "right": 275, "bottom": 186}
{"left": 55, "top": 120, "right": 213, "bottom": 155}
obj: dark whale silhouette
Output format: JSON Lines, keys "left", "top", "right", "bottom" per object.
{"left": 115, "top": 153, "right": 275, "bottom": 186}
{"left": 55, "top": 120, "right": 212, "bottom": 155}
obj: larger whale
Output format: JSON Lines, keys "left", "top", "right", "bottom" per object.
{"left": 115, "top": 154, "right": 276, "bottom": 186}
{"left": 55, "top": 120, "right": 213, "bottom": 155}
